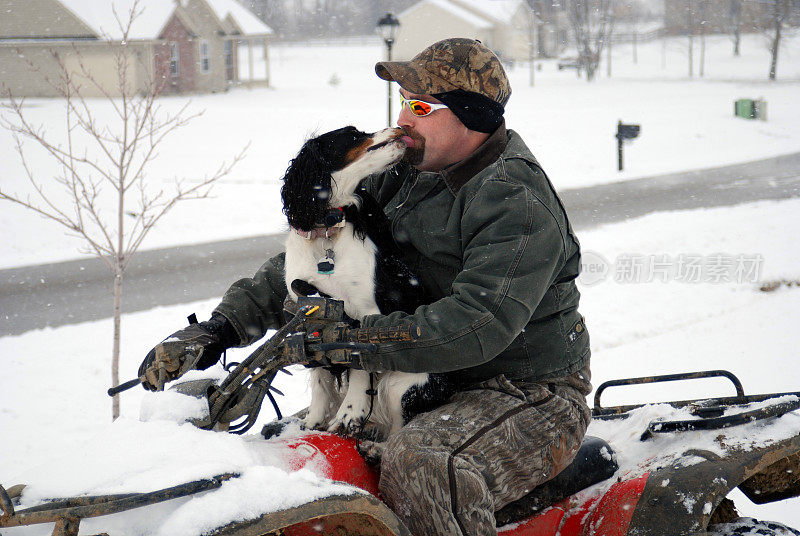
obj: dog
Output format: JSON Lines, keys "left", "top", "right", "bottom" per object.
{"left": 281, "top": 126, "right": 445, "bottom": 439}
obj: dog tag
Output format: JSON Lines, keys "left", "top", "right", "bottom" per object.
{"left": 317, "top": 249, "right": 335, "bottom": 275}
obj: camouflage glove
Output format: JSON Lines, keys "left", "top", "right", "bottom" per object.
{"left": 138, "top": 314, "right": 238, "bottom": 391}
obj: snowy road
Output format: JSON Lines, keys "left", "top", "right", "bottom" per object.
{"left": 2, "top": 152, "right": 799, "bottom": 336}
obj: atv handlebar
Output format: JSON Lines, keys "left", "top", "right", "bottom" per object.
{"left": 107, "top": 377, "right": 145, "bottom": 397}
{"left": 108, "top": 296, "right": 422, "bottom": 435}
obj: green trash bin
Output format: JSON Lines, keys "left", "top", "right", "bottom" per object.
{"left": 735, "top": 98, "right": 755, "bottom": 119}
{"left": 734, "top": 98, "right": 767, "bottom": 120}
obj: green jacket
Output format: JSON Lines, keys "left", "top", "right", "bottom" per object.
{"left": 215, "top": 123, "right": 589, "bottom": 385}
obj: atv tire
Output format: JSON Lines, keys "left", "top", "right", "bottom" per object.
{"left": 707, "top": 517, "right": 800, "bottom": 536}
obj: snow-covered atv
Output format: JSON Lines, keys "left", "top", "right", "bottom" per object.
{"left": 3, "top": 369, "right": 800, "bottom": 536}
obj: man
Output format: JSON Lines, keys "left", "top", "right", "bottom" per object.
{"left": 140, "top": 38, "right": 591, "bottom": 535}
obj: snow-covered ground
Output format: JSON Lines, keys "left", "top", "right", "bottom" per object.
{"left": 2, "top": 196, "right": 800, "bottom": 534}
{"left": 1, "top": 33, "right": 799, "bottom": 268}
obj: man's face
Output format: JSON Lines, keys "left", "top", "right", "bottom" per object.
{"left": 397, "top": 89, "right": 474, "bottom": 172}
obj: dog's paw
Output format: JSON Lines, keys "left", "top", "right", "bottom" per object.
{"left": 353, "top": 422, "right": 387, "bottom": 443}
{"left": 303, "top": 408, "right": 330, "bottom": 431}
{"left": 356, "top": 439, "right": 386, "bottom": 468}
{"left": 328, "top": 403, "right": 369, "bottom": 435}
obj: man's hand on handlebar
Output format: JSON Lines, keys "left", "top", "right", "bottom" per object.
{"left": 138, "top": 314, "right": 238, "bottom": 391}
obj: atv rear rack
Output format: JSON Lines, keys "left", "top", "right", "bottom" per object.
{"left": 592, "top": 369, "right": 800, "bottom": 440}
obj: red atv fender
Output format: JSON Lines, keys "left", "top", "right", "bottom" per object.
{"left": 209, "top": 432, "right": 633, "bottom": 536}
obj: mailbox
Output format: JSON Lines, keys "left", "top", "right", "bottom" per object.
{"left": 616, "top": 121, "right": 640, "bottom": 171}
{"left": 616, "top": 122, "right": 640, "bottom": 140}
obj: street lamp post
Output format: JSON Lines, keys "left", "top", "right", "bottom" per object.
{"left": 377, "top": 13, "right": 400, "bottom": 127}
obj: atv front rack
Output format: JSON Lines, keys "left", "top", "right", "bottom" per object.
{"left": 592, "top": 369, "right": 800, "bottom": 440}
{"left": 0, "top": 474, "right": 236, "bottom": 536}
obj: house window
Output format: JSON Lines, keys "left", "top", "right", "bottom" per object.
{"left": 200, "top": 41, "right": 210, "bottom": 73}
{"left": 169, "top": 42, "right": 179, "bottom": 76}
{"left": 224, "top": 40, "right": 233, "bottom": 68}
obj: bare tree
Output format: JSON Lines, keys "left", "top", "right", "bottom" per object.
{"left": 0, "top": 3, "right": 246, "bottom": 419}
{"left": 674, "top": 0, "right": 710, "bottom": 77}
{"left": 566, "top": 0, "right": 615, "bottom": 81}
{"left": 760, "top": 0, "right": 794, "bottom": 80}
{"left": 681, "top": 0, "right": 696, "bottom": 77}
{"left": 631, "top": 2, "right": 639, "bottom": 64}
{"left": 728, "top": 0, "right": 743, "bottom": 56}
{"left": 699, "top": 0, "right": 708, "bottom": 77}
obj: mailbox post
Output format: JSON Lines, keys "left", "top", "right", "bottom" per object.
{"left": 616, "top": 121, "right": 640, "bottom": 171}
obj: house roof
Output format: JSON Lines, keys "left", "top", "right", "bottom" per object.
{"left": 57, "top": 0, "right": 175, "bottom": 40}
{"left": 56, "top": 0, "right": 272, "bottom": 41}
{"left": 401, "top": 0, "right": 493, "bottom": 29}
{"left": 204, "top": 0, "right": 273, "bottom": 36}
{"left": 451, "top": 0, "right": 528, "bottom": 26}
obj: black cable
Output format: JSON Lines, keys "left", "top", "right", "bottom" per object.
{"left": 356, "top": 373, "right": 378, "bottom": 443}
{"left": 364, "top": 373, "right": 377, "bottom": 423}
{"left": 266, "top": 390, "right": 283, "bottom": 421}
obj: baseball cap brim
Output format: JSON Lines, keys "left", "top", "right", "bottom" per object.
{"left": 375, "top": 61, "right": 461, "bottom": 96}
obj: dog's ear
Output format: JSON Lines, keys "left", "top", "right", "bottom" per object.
{"left": 281, "top": 138, "right": 333, "bottom": 231}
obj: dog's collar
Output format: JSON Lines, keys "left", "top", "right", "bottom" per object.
{"left": 292, "top": 207, "right": 346, "bottom": 240}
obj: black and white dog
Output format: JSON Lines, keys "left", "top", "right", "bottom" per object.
{"left": 281, "top": 126, "right": 441, "bottom": 438}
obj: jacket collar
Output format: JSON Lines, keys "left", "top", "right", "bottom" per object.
{"left": 440, "top": 120, "right": 508, "bottom": 195}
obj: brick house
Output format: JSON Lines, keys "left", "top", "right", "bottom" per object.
{"left": 0, "top": 0, "right": 273, "bottom": 98}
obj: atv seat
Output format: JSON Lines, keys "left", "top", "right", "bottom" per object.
{"left": 494, "top": 436, "right": 618, "bottom": 527}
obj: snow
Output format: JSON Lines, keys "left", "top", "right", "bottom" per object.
{"left": 2, "top": 34, "right": 800, "bottom": 534}
{"left": 139, "top": 387, "right": 210, "bottom": 423}
{"left": 2, "top": 33, "right": 799, "bottom": 269}
{"left": 153, "top": 466, "right": 354, "bottom": 536}
{"left": 56, "top": 0, "right": 271, "bottom": 41}
{"left": 8, "top": 414, "right": 357, "bottom": 535}
{"left": 3, "top": 196, "right": 800, "bottom": 533}
{"left": 205, "top": 0, "right": 273, "bottom": 36}
{"left": 452, "top": 0, "right": 526, "bottom": 25}
{"left": 402, "top": 0, "right": 495, "bottom": 29}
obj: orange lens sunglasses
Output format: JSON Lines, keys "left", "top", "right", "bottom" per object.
{"left": 399, "top": 92, "right": 449, "bottom": 117}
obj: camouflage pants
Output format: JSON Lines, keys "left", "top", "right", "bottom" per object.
{"left": 379, "top": 373, "right": 591, "bottom": 536}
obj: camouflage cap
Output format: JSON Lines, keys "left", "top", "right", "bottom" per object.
{"left": 376, "top": 38, "right": 511, "bottom": 107}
